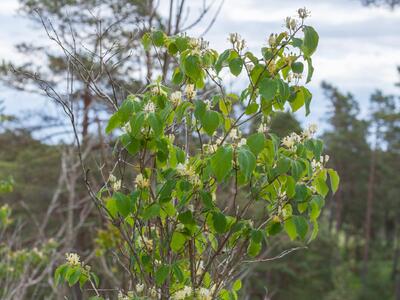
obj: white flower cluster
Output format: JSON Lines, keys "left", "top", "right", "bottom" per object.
{"left": 282, "top": 124, "right": 318, "bottom": 150}
{"left": 228, "top": 33, "right": 246, "bottom": 51}
{"left": 136, "top": 283, "right": 144, "bottom": 293}
{"left": 171, "top": 91, "right": 182, "bottom": 106}
{"left": 298, "top": 7, "right": 311, "bottom": 19}
{"left": 177, "top": 161, "right": 201, "bottom": 186}
{"left": 311, "top": 155, "right": 330, "bottom": 172}
{"left": 268, "top": 33, "right": 277, "bottom": 47}
{"left": 109, "top": 174, "right": 122, "bottom": 191}
{"left": 185, "top": 84, "right": 196, "bottom": 100}
{"left": 65, "top": 252, "right": 81, "bottom": 266}
{"left": 282, "top": 132, "right": 301, "bottom": 150}
{"left": 144, "top": 102, "right": 155, "bottom": 114}
{"left": 135, "top": 173, "right": 150, "bottom": 189}
{"left": 285, "top": 17, "right": 297, "bottom": 31}
{"left": 139, "top": 235, "right": 153, "bottom": 249}
{"left": 150, "top": 86, "right": 161, "bottom": 95}
{"left": 257, "top": 123, "right": 269, "bottom": 134}
{"left": 117, "top": 291, "right": 130, "bottom": 300}
{"left": 172, "top": 285, "right": 215, "bottom": 300}
{"left": 229, "top": 128, "right": 241, "bottom": 141}
{"left": 302, "top": 123, "right": 318, "bottom": 139}
{"left": 204, "top": 99, "right": 212, "bottom": 110}
{"left": 203, "top": 142, "right": 218, "bottom": 155}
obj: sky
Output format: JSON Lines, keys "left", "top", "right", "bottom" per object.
{"left": 0, "top": 0, "right": 399, "bottom": 130}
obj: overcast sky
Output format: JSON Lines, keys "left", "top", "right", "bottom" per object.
{"left": 1, "top": 0, "right": 399, "bottom": 128}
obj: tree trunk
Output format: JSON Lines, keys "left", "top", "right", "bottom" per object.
{"left": 362, "top": 147, "right": 376, "bottom": 281}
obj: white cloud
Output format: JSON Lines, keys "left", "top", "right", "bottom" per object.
{"left": 0, "top": 0, "right": 19, "bottom": 16}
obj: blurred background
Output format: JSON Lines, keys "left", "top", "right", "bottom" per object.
{"left": 0, "top": 0, "right": 399, "bottom": 299}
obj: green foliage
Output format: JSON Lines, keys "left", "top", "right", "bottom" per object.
{"left": 56, "top": 10, "right": 338, "bottom": 299}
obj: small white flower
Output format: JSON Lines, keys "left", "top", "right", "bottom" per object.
{"left": 185, "top": 84, "right": 196, "bottom": 100}
{"left": 65, "top": 252, "right": 81, "bottom": 266}
{"left": 298, "top": 7, "right": 311, "bottom": 19}
{"left": 123, "top": 122, "right": 131, "bottom": 133}
{"left": 173, "top": 286, "right": 192, "bottom": 300}
{"left": 324, "top": 154, "right": 330, "bottom": 163}
{"left": 151, "top": 86, "right": 160, "bottom": 95}
{"left": 282, "top": 133, "right": 300, "bottom": 149}
{"left": 170, "top": 91, "right": 182, "bottom": 106}
{"left": 285, "top": 17, "right": 297, "bottom": 31}
{"left": 204, "top": 99, "right": 212, "bottom": 110}
{"left": 257, "top": 123, "right": 268, "bottom": 134}
{"left": 141, "top": 236, "right": 153, "bottom": 249}
{"left": 229, "top": 128, "right": 241, "bottom": 140}
{"left": 109, "top": 174, "right": 117, "bottom": 183}
{"left": 228, "top": 33, "right": 246, "bottom": 51}
{"left": 176, "top": 161, "right": 196, "bottom": 177}
{"left": 144, "top": 102, "right": 155, "bottom": 114}
{"left": 136, "top": 283, "right": 144, "bottom": 293}
{"left": 302, "top": 123, "right": 318, "bottom": 139}
{"left": 311, "top": 159, "right": 322, "bottom": 171}
{"left": 135, "top": 174, "right": 150, "bottom": 189}
{"left": 237, "top": 138, "right": 247, "bottom": 147}
{"left": 268, "top": 34, "right": 276, "bottom": 47}
{"left": 112, "top": 180, "right": 122, "bottom": 191}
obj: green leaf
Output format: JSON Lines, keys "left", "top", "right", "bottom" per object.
{"left": 291, "top": 160, "right": 304, "bottom": 181}
{"left": 245, "top": 102, "right": 259, "bottom": 115}
{"left": 106, "top": 113, "right": 121, "bottom": 134}
{"left": 212, "top": 212, "right": 227, "bottom": 233}
{"left": 178, "top": 210, "right": 195, "bottom": 225}
{"left": 310, "top": 195, "right": 325, "bottom": 221}
{"left": 172, "top": 68, "right": 184, "bottom": 85}
{"left": 247, "top": 240, "right": 261, "bottom": 257}
{"left": 200, "top": 191, "right": 214, "bottom": 209}
{"left": 120, "top": 134, "right": 140, "bottom": 156}
{"left": 158, "top": 180, "right": 176, "bottom": 203}
{"left": 142, "top": 203, "right": 160, "bottom": 220}
{"left": 152, "top": 30, "right": 165, "bottom": 47}
{"left": 148, "top": 113, "right": 163, "bottom": 136}
{"left": 229, "top": 57, "right": 243, "bottom": 76}
{"left": 275, "top": 157, "right": 291, "bottom": 176}
{"left": 141, "top": 32, "right": 152, "bottom": 50}
{"left": 247, "top": 133, "right": 266, "bottom": 156}
{"left": 183, "top": 55, "right": 202, "bottom": 82}
{"left": 155, "top": 265, "right": 170, "bottom": 286}
{"left": 237, "top": 147, "right": 256, "bottom": 181}
{"left": 293, "top": 215, "right": 308, "bottom": 239}
{"left": 114, "top": 192, "right": 133, "bottom": 218}
{"left": 259, "top": 78, "right": 277, "bottom": 101}
{"left": 54, "top": 264, "right": 68, "bottom": 285}
{"left": 328, "top": 169, "right": 340, "bottom": 193}
{"left": 233, "top": 279, "right": 242, "bottom": 292}
{"left": 292, "top": 62, "right": 304, "bottom": 74}
{"left": 302, "top": 26, "right": 319, "bottom": 57}
{"left": 309, "top": 220, "right": 319, "bottom": 242}
{"left": 202, "top": 111, "right": 220, "bottom": 136}
{"left": 66, "top": 267, "right": 81, "bottom": 287}
{"left": 284, "top": 217, "right": 297, "bottom": 240}
{"left": 286, "top": 176, "right": 296, "bottom": 198}
{"left": 314, "top": 173, "right": 329, "bottom": 197}
{"left": 215, "top": 49, "right": 230, "bottom": 74}
{"left": 306, "top": 57, "right": 314, "bottom": 83}
{"left": 211, "top": 146, "right": 233, "bottom": 182}
{"left": 171, "top": 232, "right": 186, "bottom": 252}
{"left": 173, "top": 264, "right": 184, "bottom": 283}
{"left": 130, "top": 112, "right": 145, "bottom": 137}
{"left": 290, "top": 87, "right": 312, "bottom": 115}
